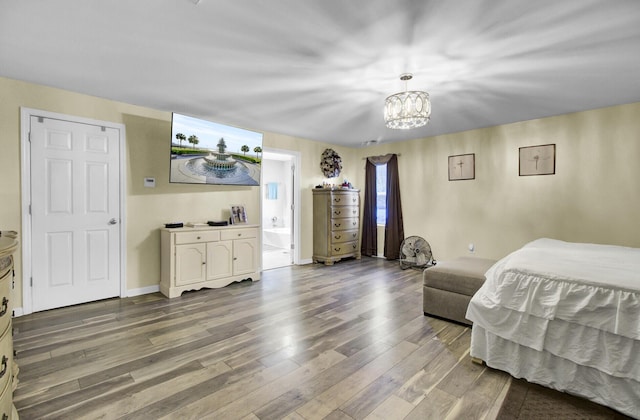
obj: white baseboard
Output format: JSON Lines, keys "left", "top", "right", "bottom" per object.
{"left": 13, "top": 307, "right": 24, "bottom": 317}
{"left": 126, "top": 285, "right": 160, "bottom": 297}
{"left": 299, "top": 258, "right": 314, "bottom": 265}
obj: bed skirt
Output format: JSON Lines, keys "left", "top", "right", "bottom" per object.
{"left": 471, "top": 325, "right": 640, "bottom": 419}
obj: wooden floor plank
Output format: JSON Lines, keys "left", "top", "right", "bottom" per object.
{"left": 158, "top": 359, "right": 301, "bottom": 420}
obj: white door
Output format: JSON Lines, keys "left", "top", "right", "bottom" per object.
{"left": 30, "top": 116, "right": 121, "bottom": 311}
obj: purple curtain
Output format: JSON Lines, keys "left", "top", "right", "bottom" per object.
{"left": 361, "top": 160, "right": 378, "bottom": 256}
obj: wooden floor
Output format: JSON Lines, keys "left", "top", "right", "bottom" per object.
{"left": 13, "top": 257, "right": 510, "bottom": 419}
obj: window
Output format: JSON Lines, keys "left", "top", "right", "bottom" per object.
{"left": 376, "top": 163, "right": 387, "bottom": 225}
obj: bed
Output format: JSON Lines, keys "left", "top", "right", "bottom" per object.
{"left": 466, "top": 238, "right": 640, "bottom": 418}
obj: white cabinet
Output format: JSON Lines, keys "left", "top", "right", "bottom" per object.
{"left": 161, "top": 225, "right": 260, "bottom": 298}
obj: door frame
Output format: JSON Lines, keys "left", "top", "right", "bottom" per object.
{"left": 19, "top": 107, "right": 127, "bottom": 316}
{"left": 261, "top": 147, "right": 301, "bottom": 266}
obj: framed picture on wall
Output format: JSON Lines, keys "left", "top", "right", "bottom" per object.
{"left": 230, "top": 205, "right": 248, "bottom": 224}
{"left": 448, "top": 153, "right": 475, "bottom": 181}
{"left": 519, "top": 144, "right": 556, "bottom": 176}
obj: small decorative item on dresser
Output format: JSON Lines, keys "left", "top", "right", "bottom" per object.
{"left": 164, "top": 222, "right": 184, "bottom": 229}
{"left": 230, "top": 205, "right": 247, "bottom": 224}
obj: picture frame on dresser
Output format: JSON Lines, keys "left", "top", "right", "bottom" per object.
{"left": 230, "top": 205, "right": 247, "bottom": 224}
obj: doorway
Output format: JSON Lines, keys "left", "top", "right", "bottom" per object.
{"left": 20, "top": 108, "right": 126, "bottom": 314}
{"left": 261, "top": 149, "right": 300, "bottom": 270}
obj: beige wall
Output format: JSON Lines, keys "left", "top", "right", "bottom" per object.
{"left": 358, "top": 102, "right": 640, "bottom": 261}
{"left": 0, "top": 76, "right": 357, "bottom": 307}
{"left": 2, "top": 76, "right": 639, "bottom": 311}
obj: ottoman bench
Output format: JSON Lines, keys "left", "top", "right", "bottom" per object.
{"left": 423, "top": 256, "right": 496, "bottom": 325}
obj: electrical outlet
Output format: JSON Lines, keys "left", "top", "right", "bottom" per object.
{"left": 468, "top": 243, "right": 475, "bottom": 253}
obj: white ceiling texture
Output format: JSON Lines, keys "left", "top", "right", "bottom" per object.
{"left": 1, "top": 0, "right": 639, "bottom": 147}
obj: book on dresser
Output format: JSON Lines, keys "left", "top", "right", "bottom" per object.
{"left": 312, "top": 188, "right": 361, "bottom": 265}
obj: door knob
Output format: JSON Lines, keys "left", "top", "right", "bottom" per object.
{"left": 108, "top": 218, "right": 118, "bottom": 225}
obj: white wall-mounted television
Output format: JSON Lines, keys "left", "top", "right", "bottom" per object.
{"left": 169, "top": 112, "right": 263, "bottom": 186}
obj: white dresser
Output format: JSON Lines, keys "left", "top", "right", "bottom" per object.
{"left": 160, "top": 225, "right": 261, "bottom": 298}
{"left": 0, "top": 232, "right": 18, "bottom": 419}
{"left": 312, "top": 189, "right": 361, "bottom": 265}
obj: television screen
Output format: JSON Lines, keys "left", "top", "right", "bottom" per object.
{"left": 170, "top": 113, "right": 263, "bottom": 186}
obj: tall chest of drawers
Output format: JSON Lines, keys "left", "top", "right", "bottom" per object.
{"left": 312, "top": 189, "right": 361, "bottom": 265}
{"left": 0, "top": 232, "right": 18, "bottom": 419}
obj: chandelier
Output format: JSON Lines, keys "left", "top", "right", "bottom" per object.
{"left": 384, "top": 73, "right": 431, "bottom": 129}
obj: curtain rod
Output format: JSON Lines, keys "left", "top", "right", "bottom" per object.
{"left": 362, "top": 153, "right": 401, "bottom": 160}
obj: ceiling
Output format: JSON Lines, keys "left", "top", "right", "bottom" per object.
{"left": 1, "top": 0, "right": 639, "bottom": 147}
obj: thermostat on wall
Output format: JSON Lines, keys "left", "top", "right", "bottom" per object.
{"left": 144, "top": 177, "right": 156, "bottom": 188}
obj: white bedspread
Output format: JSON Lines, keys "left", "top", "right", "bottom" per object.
{"left": 466, "top": 238, "right": 640, "bottom": 417}
{"left": 470, "top": 238, "right": 640, "bottom": 344}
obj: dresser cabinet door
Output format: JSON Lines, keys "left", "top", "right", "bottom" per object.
{"left": 206, "top": 241, "right": 233, "bottom": 280}
{"left": 233, "top": 237, "right": 258, "bottom": 276}
{"left": 175, "top": 243, "right": 206, "bottom": 286}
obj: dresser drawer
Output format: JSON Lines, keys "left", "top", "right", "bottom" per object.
{"left": 0, "top": 271, "right": 10, "bottom": 337}
{"left": 221, "top": 228, "right": 258, "bottom": 241}
{"left": 0, "top": 373, "right": 11, "bottom": 420}
{"left": 330, "top": 206, "right": 359, "bottom": 218}
{"left": 330, "top": 193, "right": 359, "bottom": 206}
{"left": 0, "top": 324, "right": 12, "bottom": 400}
{"left": 331, "top": 218, "right": 359, "bottom": 231}
{"left": 330, "top": 241, "right": 359, "bottom": 256}
{"left": 0, "top": 257, "right": 11, "bottom": 280}
{"left": 175, "top": 231, "right": 220, "bottom": 245}
{"left": 330, "top": 229, "right": 359, "bottom": 244}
